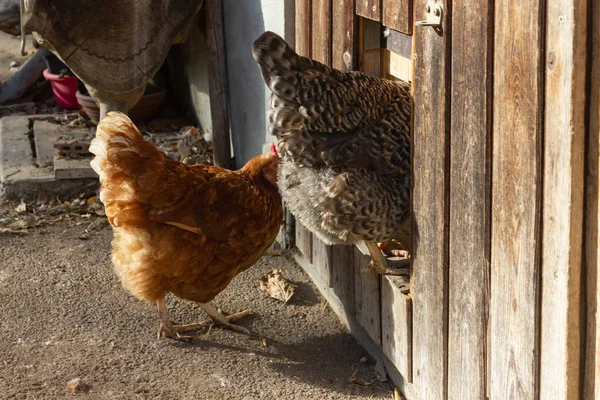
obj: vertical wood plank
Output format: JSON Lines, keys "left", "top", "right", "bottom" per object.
{"left": 331, "top": 245, "right": 355, "bottom": 314}
{"left": 447, "top": 1, "right": 492, "bottom": 399}
{"left": 205, "top": 0, "right": 232, "bottom": 169}
{"left": 540, "top": 1, "right": 587, "bottom": 399}
{"left": 332, "top": 0, "right": 357, "bottom": 71}
{"left": 296, "top": 223, "right": 313, "bottom": 263}
{"left": 382, "top": 275, "right": 412, "bottom": 381}
{"left": 382, "top": 0, "right": 413, "bottom": 35}
{"left": 312, "top": 239, "right": 333, "bottom": 287}
{"left": 295, "top": 0, "right": 312, "bottom": 58}
{"left": 294, "top": 0, "right": 313, "bottom": 265}
{"left": 411, "top": 0, "right": 450, "bottom": 397}
{"left": 359, "top": 18, "right": 382, "bottom": 77}
{"left": 311, "top": 0, "right": 331, "bottom": 65}
{"left": 356, "top": 0, "right": 381, "bottom": 21}
{"left": 383, "top": 49, "right": 413, "bottom": 83}
{"left": 354, "top": 247, "right": 381, "bottom": 345}
{"left": 490, "top": 0, "right": 545, "bottom": 398}
{"left": 585, "top": 2, "right": 600, "bottom": 398}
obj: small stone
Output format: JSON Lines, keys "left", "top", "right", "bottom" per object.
{"left": 66, "top": 378, "right": 86, "bottom": 393}
{"left": 359, "top": 356, "right": 368, "bottom": 364}
{"left": 10, "top": 61, "right": 19, "bottom": 68}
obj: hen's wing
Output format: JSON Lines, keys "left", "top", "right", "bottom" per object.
{"left": 252, "top": 31, "right": 412, "bottom": 175}
{"left": 149, "top": 167, "right": 278, "bottom": 245}
{"left": 90, "top": 112, "right": 276, "bottom": 244}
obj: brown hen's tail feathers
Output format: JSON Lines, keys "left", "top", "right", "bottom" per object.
{"left": 89, "top": 111, "right": 166, "bottom": 205}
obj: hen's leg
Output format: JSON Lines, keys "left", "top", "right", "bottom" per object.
{"left": 174, "top": 303, "right": 253, "bottom": 335}
{"left": 156, "top": 298, "right": 193, "bottom": 340}
{"left": 364, "top": 241, "right": 410, "bottom": 275}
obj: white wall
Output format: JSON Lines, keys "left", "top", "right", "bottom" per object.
{"left": 179, "top": 1, "right": 294, "bottom": 167}
{"left": 223, "top": 0, "right": 294, "bottom": 167}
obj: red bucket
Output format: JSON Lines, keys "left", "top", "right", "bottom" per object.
{"left": 43, "top": 69, "right": 80, "bottom": 110}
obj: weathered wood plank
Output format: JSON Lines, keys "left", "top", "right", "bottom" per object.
{"left": 383, "top": 49, "right": 412, "bottom": 83}
{"left": 490, "top": 0, "right": 544, "bottom": 398}
{"left": 295, "top": 0, "right": 311, "bottom": 57}
{"left": 293, "top": 252, "right": 418, "bottom": 399}
{"left": 359, "top": 18, "right": 381, "bottom": 77}
{"left": 295, "top": 223, "right": 313, "bottom": 263}
{"left": 447, "top": 1, "right": 492, "bottom": 399}
{"left": 585, "top": 2, "right": 600, "bottom": 398}
{"left": 382, "top": 275, "right": 412, "bottom": 381}
{"left": 331, "top": 245, "right": 355, "bottom": 314}
{"left": 332, "top": 0, "right": 357, "bottom": 70}
{"left": 356, "top": 0, "right": 381, "bottom": 21}
{"left": 382, "top": 0, "right": 412, "bottom": 35}
{"left": 540, "top": 1, "right": 587, "bottom": 399}
{"left": 354, "top": 247, "right": 381, "bottom": 345}
{"left": 411, "top": 0, "right": 450, "bottom": 397}
{"left": 311, "top": 0, "right": 331, "bottom": 65}
{"left": 205, "top": 0, "right": 232, "bottom": 169}
{"left": 312, "top": 238, "right": 333, "bottom": 287}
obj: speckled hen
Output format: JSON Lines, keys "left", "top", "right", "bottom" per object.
{"left": 252, "top": 31, "right": 412, "bottom": 275}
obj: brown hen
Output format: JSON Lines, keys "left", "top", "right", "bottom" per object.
{"left": 252, "top": 31, "right": 411, "bottom": 275}
{"left": 89, "top": 112, "right": 282, "bottom": 339}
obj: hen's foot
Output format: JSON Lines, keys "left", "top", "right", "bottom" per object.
{"left": 364, "top": 241, "right": 410, "bottom": 276}
{"left": 174, "top": 309, "right": 253, "bottom": 335}
{"left": 197, "top": 303, "right": 253, "bottom": 334}
{"left": 364, "top": 259, "right": 410, "bottom": 275}
{"left": 157, "top": 320, "right": 194, "bottom": 341}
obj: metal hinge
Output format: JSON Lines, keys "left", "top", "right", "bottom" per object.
{"left": 415, "top": 2, "right": 444, "bottom": 28}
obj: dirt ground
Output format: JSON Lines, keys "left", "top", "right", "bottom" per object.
{"left": 0, "top": 215, "right": 394, "bottom": 399}
{"left": 0, "top": 32, "right": 37, "bottom": 84}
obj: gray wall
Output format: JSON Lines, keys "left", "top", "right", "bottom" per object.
{"left": 223, "top": 0, "right": 295, "bottom": 167}
{"left": 180, "top": 0, "right": 294, "bottom": 168}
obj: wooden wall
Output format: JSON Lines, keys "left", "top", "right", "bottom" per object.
{"left": 291, "top": 0, "right": 595, "bottom": 399}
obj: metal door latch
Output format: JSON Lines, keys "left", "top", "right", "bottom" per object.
{"left": 415, "top": 3, "right": 444, "bottom": 28}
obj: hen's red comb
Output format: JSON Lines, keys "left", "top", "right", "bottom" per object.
{"left": 270, "top": 142, "right": 279, "bottom": 157}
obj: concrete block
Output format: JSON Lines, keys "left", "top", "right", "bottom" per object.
{"left": 54, "top": 158, "right": 96, "bottom": 180}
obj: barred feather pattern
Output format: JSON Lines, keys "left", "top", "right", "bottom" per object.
{"left": 253, "top": 31, "right": 412, "bottom": 245}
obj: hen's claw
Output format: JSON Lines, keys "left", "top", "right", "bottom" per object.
{"left": 364, "top": 259, "right": 410, "bottom": 276}
{"left": 157, "top": 321, "right": 194, "bottom": 341}
{"left": 199, "top": 304, "right": 253, "bottom": 335}
{"left": 364, "top": 240, "right": 410, "bottom": 276}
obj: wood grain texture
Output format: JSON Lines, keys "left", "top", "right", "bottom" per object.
{"left": 312, "top": 238, "right": 333, "bottom": 287}
{"left": 332, "top": 0, "right": 357, "bottom": 70}
{"left": 490, "top": 0, "right": 544, "bottom": 398}
{"left": 295, "top": 223, "right": 313, "bottom": 263}
{"left": 540, "top": 1, "right": 587, "bottom": 398}
{"left": 356, "top": 0, "right": 381, "bottom": 21}
{"left": 383, "top": 49, "right": 412, "bottom": 83}
{"left": 331, "top": 245, "right": 355, "bottom": 314}
{"left": 354, "top": 247, "right": 381, "bottom": 345}
{"left": 382, "top": 275, "right": 412, "bottom": 381}
{"left": 585, "top": 2, "right": 600, "bottom": 398}
{"left": 205, "top": 0, "right": 232, "bottom": 169}
{"left": 382, "top": 0, "right": 412, "bottom": 35}
{"left": 311, "top": 0, "right": 331, "bottom": 65}
{"left": 295, "top": 0, "right": 312, "bottom": 57}
{"left": 447, "top": 1, "right": 492, "bottom": 399}
{"left": 359, "top": 18, "right": 382, "bottom": 77}
{"left": 411, "top": 0, "right": 450, "bottom": 398}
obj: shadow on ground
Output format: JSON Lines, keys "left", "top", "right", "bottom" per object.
{"left": 0, "top": 215, "right": 392, "bottom": 399}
